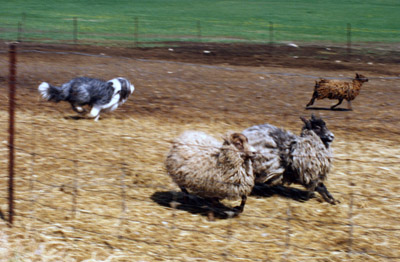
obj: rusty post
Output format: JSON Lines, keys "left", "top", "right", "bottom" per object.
{"left": 8, "top": 43, "right": 17, "bottom": 226}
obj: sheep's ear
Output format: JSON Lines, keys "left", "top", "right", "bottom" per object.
{"left": 300, "top": 116, "right": 312, "bottom": 130}
{"left": 230, "top": 133, "right": 246, "bottom": 151}
{"left": 222, "top": 132, "right": 232, "bottom": 145}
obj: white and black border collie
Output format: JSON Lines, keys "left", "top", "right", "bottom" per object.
{"left": 38, "top": 77, "right": 134, "bottom": 121}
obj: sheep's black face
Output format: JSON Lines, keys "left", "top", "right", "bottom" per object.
{"left": 301, "top": 115, "right": 334, "bottom": 148}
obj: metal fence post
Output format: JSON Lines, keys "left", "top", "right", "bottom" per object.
{"left": 17, "top": 22, "right": 23, "bottom": 42}
{"left": 73, "top": 17, "right": 78, "bottom": 44}
{"left": 269, "top": 21, "right": 274, "bottom": 45}
{"left": 8, "top": 43, "right": 17, "bottom": 226}
{"left": 347, "top": 23, "right": 351, "bottom": 60}
{"left": 269, "top": 21, "right": 274, "bottom": 55}
{"left": 197, "top": 21, "right": 202, "bottom": 42}
{"left": 134, "top": 17, "right": 139, "bottom": 47}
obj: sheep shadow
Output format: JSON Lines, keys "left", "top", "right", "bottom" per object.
{"left": 0, "top": 209, "right": 5, "bottom": 221}
{"left": 305, "top": 106, "right": 351, "bottom": 111}
{"left": 251, "top": 183, "right": 315, "bottom": 202}
{"left": 151, "top": 191, "right": 240, "bottom": 220}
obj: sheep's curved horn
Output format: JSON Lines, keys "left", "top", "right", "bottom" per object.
{"left": 300, "top": 116, "right": 312, "bottom": 130}
{"left": 300, "top": 116, "right": 308, "bottom": 124}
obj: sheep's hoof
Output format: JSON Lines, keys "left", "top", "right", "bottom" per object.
{"left": 330, "top": 198, "right": 341, "bottom": 205}
{"left": 325, "top": 197, "right": 340, "bottom": 205}
{"left": 169, "top": 201, "right": 179, "bottom": 209}
{"left": 207, "top": 211, "right": 215, "bottom": 221}
{"left": 224, "top": 211, "right": 236, "bottom": 218}
{"left": 232, "top": 206, "right": 244, "bottom": 215}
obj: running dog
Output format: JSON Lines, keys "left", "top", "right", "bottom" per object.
{"left": 38, "top": 76, "right": 134, "bottom": 121}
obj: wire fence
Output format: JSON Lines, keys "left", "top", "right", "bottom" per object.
{"left": 0, "top": 43, "right": 400, "bottom": 261}
{"left": 1, "top": 13, "right": 399, "bottom": 53}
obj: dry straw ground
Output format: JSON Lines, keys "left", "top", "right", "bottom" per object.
{"left": 0, "top": 42, "right": 399, "bottom": 261}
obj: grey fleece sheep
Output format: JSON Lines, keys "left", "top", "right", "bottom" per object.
{"left": 243, "top": 114, "right": 339, "bottom": 204}
{"left": 165, "top": 131, "right": 256, "bottom": 215}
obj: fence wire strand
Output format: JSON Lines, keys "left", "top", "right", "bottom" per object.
{"left": 1, "top": 44, "right": 399, "bottom": 261}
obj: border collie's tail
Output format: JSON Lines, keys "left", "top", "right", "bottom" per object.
{"left": 38, "top": 82, "right": 66, "bottom": 102}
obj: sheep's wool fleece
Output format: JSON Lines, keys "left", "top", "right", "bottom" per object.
{"left": 315, "top": 79, "right": 363, "bottom": 101}
{"left": 165, "top": 131, "right": 255, "bottom": 200}
{"left": 242, "top": 124, "right": 286, "bottom": 183}
{"left": 243, "top": 124, "right": 332, "bottom": 187}
{"left": 286, "top": 130, "right": 332, "bottom": 187}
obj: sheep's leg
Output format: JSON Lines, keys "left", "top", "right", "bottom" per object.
{"left": 233, "top": 195, "right": 247, "bottom": 214}
{"left": 179, "top": 186, "right": 190, "bottom": 204}
{"left": 306, "top": 92, "right": 317, "bottom": 107}
{"left": 304, "top": 181, "right": 318, "bottom": 201}
{"left": 331, "top": 98, "right": 343, "bottom": 109}
{"left": 207, "top": 198, "right": 220, "bottom": 221}
{"left": 347, "top": 100, "right": 353, "bottom": 110}
{"left": 179, "top": 186, "right": 189, "bottom": 195}
{"left": 315, "top": 183, "right": 339, "bottom": 205}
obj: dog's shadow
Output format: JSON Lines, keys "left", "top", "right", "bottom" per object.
{"left": 64, "top": 115, "right": 87, "bottom": 120}
{"left": 151, "top": 191, "right": 239, "bottom": 219}
{"left": 305, "top": 107, "right": 351, "bottom": 111}
{"left": 251, "top": 184, "right": 315, "bottom": 202}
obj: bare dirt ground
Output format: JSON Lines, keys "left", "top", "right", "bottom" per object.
{"left": 0, "top": 42, "right": 399, "bottom": 261}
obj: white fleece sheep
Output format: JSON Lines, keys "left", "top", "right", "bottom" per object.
{"left": 165, "top": 130, "right": 256, "bottom": 215}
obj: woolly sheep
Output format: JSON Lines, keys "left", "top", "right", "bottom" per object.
{"left": 306, "top": 73, "right": 369, "bottom": 110}
{"left": 165, "top": 131, "right": 256, "bottom": 216}
{"left": 243, "top": 114, "right": 339, "bottom": 204}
